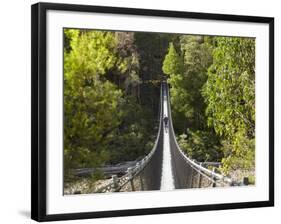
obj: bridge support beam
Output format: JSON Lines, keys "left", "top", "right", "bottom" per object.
{"left": 197, "top": 163, "right": 202, "bottom": 188}
{"left": 212, "top": 167, "right": 216, "bottom": 187}
{"left": 190, "top": 168, "right": 194, "bottom": 188}
{"left": 140, "top": 175, "right": 144, "bottom": 190}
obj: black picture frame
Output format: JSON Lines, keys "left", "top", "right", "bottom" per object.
{"left": 31, "top": 2, "right": 274, "bottom": 222}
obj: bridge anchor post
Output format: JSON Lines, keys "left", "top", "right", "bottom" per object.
{"left": 111, "top": 175, "right": 119, "bottom": 192}
{"left": 243, "top": 177, "right": 249, "bottom": 186}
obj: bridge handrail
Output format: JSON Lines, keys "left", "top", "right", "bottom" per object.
{"left": 166, "top": 83, "right": 233, "bottom": 185}
{"left": 95, "top": 84, "right": 163, "bottom": 193}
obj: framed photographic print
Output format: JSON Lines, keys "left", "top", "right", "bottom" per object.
{"left": 31, "top": 2, "right": 274, "bottom": 222}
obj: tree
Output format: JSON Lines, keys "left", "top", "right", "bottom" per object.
{"left": 162, "top": 42, "right": 183, "bottom": 76}
{"left": 163, "top": 35, "right": 255, "bottom": 172}
{"left": 202, "top": 37, "right": 255, "bottom": 172}
{"left": 64, "top": 29, "right": 161, "bottom": 182}
{"left": 162, "top": 36, "right": 222, "bottom": 162}
{"left": 64, "top": 29, "right": 123, "bottom": 176}
{"left": 135, "top": 32, "right": 171, "bottom": 115}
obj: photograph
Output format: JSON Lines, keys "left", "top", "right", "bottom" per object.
{"left": 63, "top": 28, "right": 256, "bottom": 195}
{"left": 31, "top": 3, "right": 274, "bottom": 221}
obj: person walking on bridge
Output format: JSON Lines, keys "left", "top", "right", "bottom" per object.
{"left": 163, "top": 115, "right": 169, "bottom": 131}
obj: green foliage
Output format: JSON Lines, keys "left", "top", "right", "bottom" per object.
{"left": 202, "top": 37, "right": 255, "bottom": 172}
{"left": 162, "top": 35, "right": 255, "bottom": 174}
{"left": 248, "top": 175, "right": 255, "bottom": 185}
{"left": 134, "top": 33, "right": 172, "bottom": 116}
{"left": 165, "top": 36, "right": 214, "bottom": 131}
{"left": 64, "top": 29, "right": 159, "bottom": 182}
{"left": 64, "top": 30, "right": 123, "bottom": 175}
{"left": 107, "top": 96, "right": 155, "bottom": 163}
{"left": 64, "top": 28, "right": 256, "bottom": 185}
{"left": 162, "top": 42, "right": 183, "bottom": 76}
{"left": 162, "top": 36, "right": 221, "bottom": 163}
{"left": 178, "top": 129, "right": 222, "bottom": 162}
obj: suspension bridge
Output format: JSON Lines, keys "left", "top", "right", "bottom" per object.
{"left": 88, "top": 83, "right": 242, "bottom": 193}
